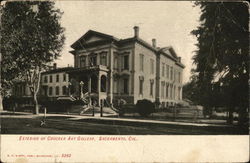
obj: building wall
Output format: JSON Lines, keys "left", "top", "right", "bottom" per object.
{"left": 158, "top": 53, "right": 183, "bottom": 107}
{"left": 41, "top": 72, "right": 70, "bottom": 97}
{"left": 133, "top": 43, "right": 157, "bottom": 103}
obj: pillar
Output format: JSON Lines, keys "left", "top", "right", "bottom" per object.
{"left": 98, "top": 73, "right": 101, "bottom": 106}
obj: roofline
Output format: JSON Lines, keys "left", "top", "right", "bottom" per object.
{"left": 71, "top": 30, "right": 119, "bottom": 49}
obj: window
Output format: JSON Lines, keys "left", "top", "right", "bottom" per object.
{"left": 139, "top": 79, "right": 143, "bottom": 95}
{"left": 80, "top": 56, "right": 86, "bottom": 67}
{"left": 173, "top": 86, "right": 176, "bottom": 100}
{"left": 113, "top": 79, "right": 117, "bottom": 93}
{"left": 101, "top": 75, "right": 107, "bottom": 92}
{"left": 166, "top": 65, "right": 169, "bottom": 78}
{"left": 174, "top": 70, "right": 176, "bottom": 81}
{"left": 62, "top": 86, "right": 67, "bottom": 95}
{"left": 161, "top": 82, "right": 165, "bottom": 98}
{"left": 150, "top": 80, "right": 154, "bottom": 96}
{"left": 49, "top": 75, "right": 53, "bottom": 83}
{"left": 89, "top": 54, "right": 97, "bottom": 66}
{"left": 44, "top": 76, "right": 48, "bottom": 83}
{"left": 170, "top": 67, "right": 173, "bottom": 80}
{"left": 63, "top": 74, "right": 66, "bottom": 82}
{"left": 150, "top": 59, "right": 154, "bottom": 74}
{"left": 100, "top": 52, "right": 107, "bottom": 66}
{"left": 178, "top": 72, "right": 181, "bottom": 83}
{"left": 56, "top": 86, "right": 59, "bottom": 95}
{"left": 123, "top": 78, "right": 128, "bottom": 94}
{"left": 49, "top": 87, "right": 53, "bottom": 95}
{"left": 56, "top": 74, "right": 59, "bottom": 82}
{"left": 166, "top": 84, "right": 169, "bottom": 98}
{"left": 162, "top": 63, "right": 165, "bottom": 77}
{"left": 178, "top": 87, "right": 182, "bottom": 100}
{"left": 139, "top": 54, "right": 144, "bottom": 72}
{"left": 114, "top": 56, "right": 118, "bottom": 69}
{"left": 123, "top": 55, "right": 129, "bottom": 70}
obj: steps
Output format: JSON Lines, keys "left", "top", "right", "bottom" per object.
{"left": 80, "top": 106, "right": 118, "bottom": 115}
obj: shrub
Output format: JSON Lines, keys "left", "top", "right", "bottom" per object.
{"left": 136, "top": 99, "right": 155, "bottom": 117}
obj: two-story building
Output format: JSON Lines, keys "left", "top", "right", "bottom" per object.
{"left": 10, "top": 26, "right": 184, "bottom": 109}
{"left": 68, "top": 26, "right": 185, "bottom": 107}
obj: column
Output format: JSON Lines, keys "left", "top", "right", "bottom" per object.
{"left": 88, "top": 76, "right": 91, "bottom": 93}
{"left": 109, "top": 47, "right": 113, "bottom": 105}
{"left": 98, "top": 73, "right": 101, "bottom": 106}
{"left": 87, "top": 75, "right": 92, "bottom": 107}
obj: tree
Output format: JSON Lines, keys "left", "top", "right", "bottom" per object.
{"left": 191, "top": 2, "right": 249, "bottom": 124}
{"left": 1, "top": 1, "right": 65, "bottom": 114}
{"left": 136, "top": 99, "right": 155, "bottom": 117}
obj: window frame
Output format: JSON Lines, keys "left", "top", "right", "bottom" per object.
{"left": 55, "top": 86, "right": 59, "bottom": 95}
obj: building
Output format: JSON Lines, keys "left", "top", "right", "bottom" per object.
{"left": 10, "top": 26, "right": 184, "bottom": 109}
{"left": 68, "top": 26, "right": 184, "bottom": 107}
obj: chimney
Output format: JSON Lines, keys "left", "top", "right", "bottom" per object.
{"left": 133, "top": 26, "right": 139, "bottom": 38}
{"left": 178, "top": 57, "right": 181, "bottom": 62}
{"left": 53, "top": 63, "right": 57, "bottom": 69}
{"left": 152, "top": 39, "right": 156, "bottom": 48}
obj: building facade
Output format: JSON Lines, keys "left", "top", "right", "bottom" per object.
{"left": 69, "top": 26, "right": 184, "bottom": 107}
{"left": 10, "top": 26, "right": 184, "bottom": 108}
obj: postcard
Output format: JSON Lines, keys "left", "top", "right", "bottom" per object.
{"left": 0, "top": 1, "right": 249, "bottom": 162}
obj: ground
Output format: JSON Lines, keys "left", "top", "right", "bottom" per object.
{"left": 1, "top": 112, "right": 248, "bottom": 135}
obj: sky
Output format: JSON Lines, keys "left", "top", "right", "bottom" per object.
{"left": 55, "top": 1, "right": 201, "bottom": 83}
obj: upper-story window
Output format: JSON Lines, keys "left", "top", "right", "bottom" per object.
{"left": 100, "top": 52, "right": 107, "bottom": 66}
{"left": 150, "top": 59, "right": 154, "bottom": 74}
{"left": 162, "top": 63, "right": 165, "bottom": 77}
{"left": 63, "top": 74, "right": 66, "bottom": 82}
{"left": 56, "top": 74, "right": 59, "bottom": 82}
{"left": 89, "top": 54, "right": 97, "bottom": 66}
{"left": 49, "top": 75, "right": 53, "bottom": 83}
{"left": 123, "top": 55, "right": 129, "bottom": 70}
{"left": 80, "top": 56, "right": 86, "bottom": 67}
{"left": 166, "top": 65, "right": 169, "bottom": 79}
{"left": 44, "top": 76, "right": 48, "bottom": 83}
{"left": 139, "top": 54, "right": 144, "bottom": 72}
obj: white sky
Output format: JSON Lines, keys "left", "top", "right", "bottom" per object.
{"left": 55, "top": 1, "right": 201, "bottom": 83}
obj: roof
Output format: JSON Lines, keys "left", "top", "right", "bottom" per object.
{"left": 70, "top": 29, "right": 185, "bottom": 68}
{"left": 41, "top": 67, "right": 75, "bottom": 75}
{"left": 71, "top": 30, "right": 120, "bottom": 49}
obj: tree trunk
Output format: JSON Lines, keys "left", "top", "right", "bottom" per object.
{"left": 0, "top": 94, "right": 3, "bottom": 111}
{"left": 33, "top": 93, "right": 39, "bottom": 114}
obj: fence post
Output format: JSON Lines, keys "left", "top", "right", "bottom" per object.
{"left": 100, "top": 99, "right": 103, "bottom": 117}
{"left": 92, "top": 99, "right": 95, "bottom": 116}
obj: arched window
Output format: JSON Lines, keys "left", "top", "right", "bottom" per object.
{"left": 62, "top": 86, "right": 67, "bottom": 95}
{"left": 101, "top": 75, "right": 106, "bottom": 92}
{"left": 91, "top": 75, "right": 98, "bottom": 93}
{"left": 49, "top": 87, "right": 53, "bottom": 96}
{"left": 56, "top": 86, "right": 59, "bottom": 95}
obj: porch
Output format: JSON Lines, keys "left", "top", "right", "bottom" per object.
{"left": 68, "top": 65, "right": 110, "bottom": 106}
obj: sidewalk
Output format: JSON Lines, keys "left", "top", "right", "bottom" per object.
{"left": 1, "top": 111, "right": 231, "bottom": 127}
